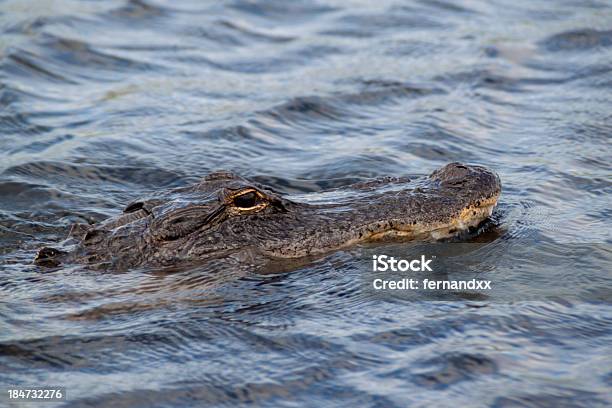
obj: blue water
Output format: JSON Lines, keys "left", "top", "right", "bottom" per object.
{"left": 1, "top": 0, "right": 611, "bottom": 406}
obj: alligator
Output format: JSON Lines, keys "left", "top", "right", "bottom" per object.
{"left": 35, "top": 163, "right": 501, "bottom": 270}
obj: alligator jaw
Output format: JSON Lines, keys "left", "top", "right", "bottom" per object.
{"left": 367, "top": 194, "right": 499, "bottom": 242}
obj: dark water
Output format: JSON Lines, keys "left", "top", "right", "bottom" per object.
{"left": 1, "top": 0, "right": 611, "bottom": 406}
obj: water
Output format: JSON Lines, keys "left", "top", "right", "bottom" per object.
{"left": 1, "top": 0, "right": 611, "bottom": 406}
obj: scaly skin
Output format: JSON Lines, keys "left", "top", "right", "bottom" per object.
{"left": 35, "top": 163, "right": 501, "bottom": 269}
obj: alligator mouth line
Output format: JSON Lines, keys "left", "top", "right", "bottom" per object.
{"left": 367, "top": 195, "right": 500, "bottom": 242}
{"left": 430, "top": 195, "right": 499, "bottom": 239}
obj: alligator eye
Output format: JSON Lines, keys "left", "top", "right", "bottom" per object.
{"left": 233, "top": 191, "right": 261, "bottom": 209}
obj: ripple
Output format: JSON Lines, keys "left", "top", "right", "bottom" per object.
{"left": 38, "top": 33, "right": 162, "bottom": 74}
{"left": 3, "top": 48, "right": 78, "bottom": 84}
{"left": 228, "top": 0, "right": 336, "bottom": 22}
{"left": 218, "top": 19, "right": 296, "bottom": 44}
{"left": 541, "top": 29, "right": 612, "bottom": 52}
{"left": 492, "top": 389, "right": 609, "bottom": 408}
{"left": 410, "top": 353, "right": 498, "bottom": 389}
{"left": 109, "top": 0, "right": 168, "bottom": 21}
{"left": 3, "top": 161, "right": 185, "bottom": 190}
{"left": 0, "top": 111, "right": 53, "bottom": 136}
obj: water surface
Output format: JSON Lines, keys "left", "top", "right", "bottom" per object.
{"left": 1, "top": 0, "right": 611, "bottom": 406}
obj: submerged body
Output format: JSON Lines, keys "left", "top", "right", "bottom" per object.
{"left": 35, "top": 163, "right": 501, "bottom": 269}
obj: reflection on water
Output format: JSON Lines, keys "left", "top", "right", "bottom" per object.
{"left": 1, "top": 0, "right": 611, "bottom": 406}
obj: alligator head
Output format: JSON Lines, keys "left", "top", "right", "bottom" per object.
{"left": 35, "top": 163, "right": 501, "bottom": 269}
